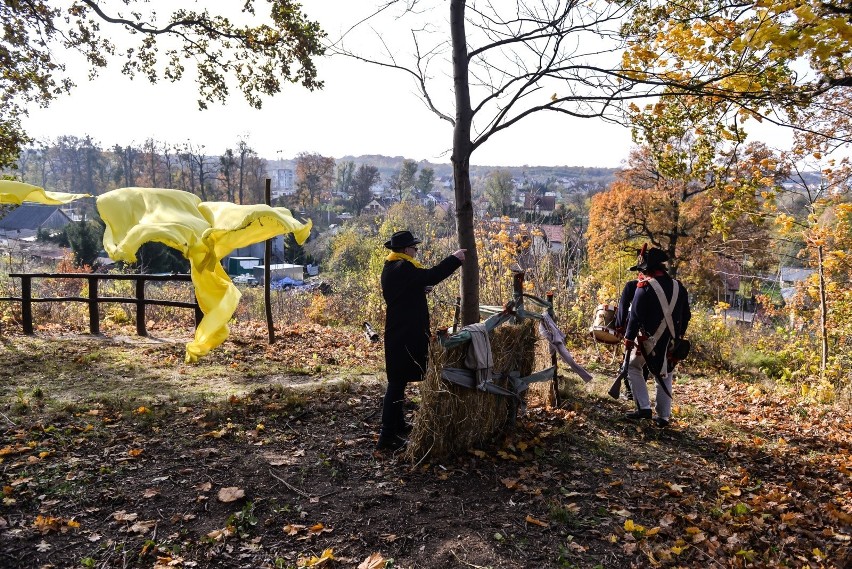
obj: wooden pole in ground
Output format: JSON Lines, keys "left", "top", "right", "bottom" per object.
{"left": 547, "top": 290, "right": 560, "bottom": 407}
{"left": 265, "top": 179, "right": 275, "bottom": 344}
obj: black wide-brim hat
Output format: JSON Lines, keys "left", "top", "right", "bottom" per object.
{"left": 629, "top": 247, "right": 669, "bottom": 271}
{"left": 384, "top": 230, "right": 422, "bottom": 249}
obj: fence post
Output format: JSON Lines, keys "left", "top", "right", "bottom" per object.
{"left": 21, "top": 275, "right": 33, "bottom": 335}
{"left": 512, "top": 270, "right": 525, "bottom": 322}
{"left": 88, "top": 276, "right": 100, "bottom": 335}
{"left": 547, "top": 290, "right": 560, "bottom": 407}
{"left": 193, "top": 295, "right": 203, "bottom": 329}
{"left": 136, "top": 278, "right": 147, "bottom": 336}
{"left": 264, "top": 178, "right": 275, "bottom": 344}
{"left": 452, "top": 296, "right": 461, "bottom": 333}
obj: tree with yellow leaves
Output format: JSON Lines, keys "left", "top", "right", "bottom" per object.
{"left": 587, "top": 94, "right": 774, "bottom": 302}
{"left": 330, "top": 1, "right": 847, "bottom": 325}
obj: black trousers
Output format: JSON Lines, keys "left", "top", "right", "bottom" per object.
{"left": 380, "top": 380, "right": 407, "bottom": 438}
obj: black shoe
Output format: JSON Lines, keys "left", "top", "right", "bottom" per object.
{"left": 625, "top": 408, "right": 652, "bottom": 420}
{"left": 653, "top": 417, "right": 670, "bottom": 428}
{"left": 376, "top": 434, "right": 407, "bottom": 452}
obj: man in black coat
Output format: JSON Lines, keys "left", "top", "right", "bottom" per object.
{"left": 623, "top": 246, "right": 691, "bottom": 427}
{"left": 378, "top": 230, "right": 466, "bottom": 451}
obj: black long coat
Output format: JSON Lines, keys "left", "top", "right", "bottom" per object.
{"left": 624, "top": 272, "right": 691, "bottom": 375}
{"left": 381, "top": 254, "right": 462, "bottom": 383}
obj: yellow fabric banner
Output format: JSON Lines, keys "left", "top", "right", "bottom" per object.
{"left": 97, "top": 187, "right": 312, "bottom": 363}
{"left": 0, "top": 180, "right": 90, "bottom": 205}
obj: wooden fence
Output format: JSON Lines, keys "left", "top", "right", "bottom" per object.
{"left": 1, "top": 273, "right": 201, "bottom": 336}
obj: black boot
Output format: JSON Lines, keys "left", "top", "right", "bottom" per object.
{"left": 376, "top": 433, "right": 407, "bottom": 451}
{"left": 398, "top": 419, "right": 414, "bottom": 436}
{"left": 397, "top": 405, "right": 415, "bottom": 436}
{"left": 378, "top": 381, "right": 408, "bottom": 451}
{"left": 625, "top": 408, "right": 652, "bottom": 420}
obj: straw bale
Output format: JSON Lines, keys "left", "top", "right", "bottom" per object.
{"left": 403, "top": 319, "right": 538, "bottom": 463}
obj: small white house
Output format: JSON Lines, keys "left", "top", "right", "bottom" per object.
{"left": 779, "top": 267, "right": 815, "bottom": 303}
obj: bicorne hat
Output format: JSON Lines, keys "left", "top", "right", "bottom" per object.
{"left": 629, "top": 245, "right": 669, "bottom": 272}
{"left": 384, "top": 230, "right": 422, "bottom": 250}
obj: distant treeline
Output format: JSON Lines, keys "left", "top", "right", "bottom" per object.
{"left": 332, "top": 155, "right": 619, "bottom": 185}
{"left": 3, "top": 136, "right": 619, "bottom": 205}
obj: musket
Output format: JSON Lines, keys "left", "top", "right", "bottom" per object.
{"left": 607, "top": 344, "right": 633, "bottom": 399}
{"left": 362, "top": 321, "right": 380, "bottom": 343}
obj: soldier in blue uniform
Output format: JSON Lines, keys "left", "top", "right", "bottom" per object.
{"left": 622, "top": 246, "right": 691, "bottom": 427}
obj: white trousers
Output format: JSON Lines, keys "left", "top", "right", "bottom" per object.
{"left": 627, "top": 350, "right": 673, "bottom": 421}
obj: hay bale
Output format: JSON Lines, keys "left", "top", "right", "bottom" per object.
{"left": 403, "top": 319, "right": 538, "bottom": 463}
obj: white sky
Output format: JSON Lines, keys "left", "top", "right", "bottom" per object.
{"left": 20, "top": 1, "right": 794, "bottom": 169}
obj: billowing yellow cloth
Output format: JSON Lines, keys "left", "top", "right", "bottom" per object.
{"left": 0, "top": 180, "right": 90, "bottom": 204}
{"left": 97, "top": 187, "right": 312, "bottom": 363}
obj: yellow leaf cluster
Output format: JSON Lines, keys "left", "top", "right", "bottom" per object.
{"left": 297, "top": 548, "right": 335, "bottom": 567}
{"left": 33, "top": 515, "right": 80, "bottom": 534}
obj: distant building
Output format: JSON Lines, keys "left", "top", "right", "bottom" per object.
{"left": 0, "top": 204, "right": 73, "bottom": 239}
{"left": 779, "top": 267, "right": 815, "bottom": 303}
{"left": 523, "top": 193, "right": 557, "bottom": 215}
{"left": 534, "top": 224, "right": 564, "bottom": 255}
{"left": 269, "top": 168, "right": 295, "bottom": 198}
{"left": 362, "top": 199, "right": 387, "bottom": 215}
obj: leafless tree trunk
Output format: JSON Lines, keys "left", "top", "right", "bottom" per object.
{"left": 450, "top": 0, "right": 479, "bottom": 324}
{"left": 816, "top": 244, "right": 828, "bottom": 379}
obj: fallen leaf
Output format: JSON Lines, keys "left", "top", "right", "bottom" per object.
{"left": 128, "top": 448, "right": 143, "bottom": 457}
{"left": 35, "top": 540, "right": 51, "bottom": 552}
{"left": 207, "top": 527, "right": 234, "bottom": 541}
{"left": 112, "top": 511, "right": 138, "bottom": 522}
{"left": 297, "top": 547, "right": 335, "bottom": 567}
{"left": 128, "top": 520, "right": 156, "bottom": 534}
{"left": 33, "top": 515, "right": 61, "bottom": 534}
{"left": 265, "top": 453, "right": 294, "bottom": 466}
{"left": 358, "top": 552, "right": 386, "bottom": 569}
{"left": 217, "top": 487, "right": 245, "bottom": 503}
{"left": 284, "top": 524, "right": 306, "bottom": 535}
{"left": 142, "top": 488, "right": 160, "bottom": 499}
{"left": 308, "top": 522, "right": 332, "bottom": 535}
{"left": 525, "top": 514, "right": 548, "bottom": 527}
{"left": 153, "top": 556, "right": 185, "bottom": 569}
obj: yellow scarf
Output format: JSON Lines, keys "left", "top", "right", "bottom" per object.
{"left": 386, "top": 251, "right": 423, "bottom": 268}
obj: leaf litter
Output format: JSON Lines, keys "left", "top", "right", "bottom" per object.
{"left": 0, "top": 329, "right": 849, "bottom": 567}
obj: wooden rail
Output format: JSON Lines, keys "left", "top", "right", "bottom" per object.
{"left": 1, "top": 273, "right": 201, "bottom": 336}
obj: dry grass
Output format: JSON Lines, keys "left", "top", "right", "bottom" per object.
{"left": 404, "top": 319, "right": 540, "bottom": 462}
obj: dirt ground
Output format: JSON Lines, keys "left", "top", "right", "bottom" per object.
{"left": 0, "top": 326, "right": 850, "bottom": 568}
